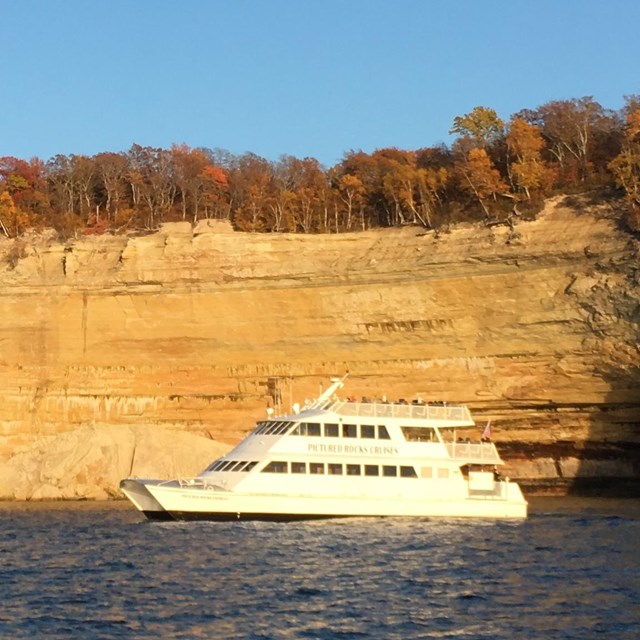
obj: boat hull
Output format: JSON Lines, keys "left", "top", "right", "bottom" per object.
{"left": 121, "top": 479, "right": 527, "bottom": 521}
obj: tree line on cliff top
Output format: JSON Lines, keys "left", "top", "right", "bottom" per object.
{"left": 1, "top": 95, "right": 640, "bottom": 239}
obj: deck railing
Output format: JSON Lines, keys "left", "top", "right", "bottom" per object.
{"left": 331, "top": 401, "right": 472, "bottom": 423}
{"left": 445, "top": 441, "right": 501, "bottom": 462}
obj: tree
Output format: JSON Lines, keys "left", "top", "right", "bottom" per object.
{"left": 126, "top": 145, "right": 176, "bottom": 228}
{"left": 507, "top": 118, "right": 551, "bottom": 200}
{"left": 454, "top": 147, "right": 508, "bottom": 218}
{"left": 0, "top": 191, "right": 30, "bottom": 237}
{"left": 46, "top": 154, "right": 76, "bottom": 215}
{"left": 415, "top": 166, "right": 449, "bottom": 227}
{"left": 172, "top": 144, "right": 208, "bottom": 221}
{"left": 94, "top": 152, "right": 129, "bottom": 222}
{"left": 450, "top": 106, "right": 505, "bottom": 148}
{"left": 382, "top": 160, "right": 421, "bottom": 226}
{"left": 199, "top": 165, "right": 229, "bottom": 220}
{"left": 334, "top": 151, "right": 386, "bottom": 228}
{"left": 337, "top": 174, "right": 365, "bottom": 231}
{"left": 532, "top": 97, "right": 611, "bottom": 182}
{"left": 0, "top": 156, "right": 49, "bottom": 225}
{"left": 609, "top": 106, "right": 640, "bottom": 230}
{"left": 287, "top": 157, "right": 328, "bottom": 233}
{"left": 228, "top": 153, "right": 274, "bottom": 231}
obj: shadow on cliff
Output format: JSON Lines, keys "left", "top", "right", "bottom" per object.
{"left": 566, "top": 195, "right": 640, "bottom": 496}
{"left": 569, "top": 361, "right": 640, "bottom": 497}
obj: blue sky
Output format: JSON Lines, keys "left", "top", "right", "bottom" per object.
{"left": 1, "top": 0, "right": 638, "bottom": 168}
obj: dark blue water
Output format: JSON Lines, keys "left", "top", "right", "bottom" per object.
{"left": 1, "top": 498, "right": 639, "bottom": 639}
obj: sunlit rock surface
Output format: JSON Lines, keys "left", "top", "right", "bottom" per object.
{"left": 0, "top": 198, "right": 638, "bottom": 499}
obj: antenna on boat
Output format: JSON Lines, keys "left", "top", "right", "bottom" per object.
{"left": 308, "top": 373, "right": 348, "bottom": 409}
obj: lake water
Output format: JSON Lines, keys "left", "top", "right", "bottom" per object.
{"left": 1, "top": 498, "right": 639, "bottom": 639}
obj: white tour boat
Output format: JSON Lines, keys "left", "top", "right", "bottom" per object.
{"left": 120, "top": 376, "right": 528, "bottom": 520}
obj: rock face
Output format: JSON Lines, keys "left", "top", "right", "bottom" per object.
{"left": 0, "top": 198, "right": 638, "bottom": 499}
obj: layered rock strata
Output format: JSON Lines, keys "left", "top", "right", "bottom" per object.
{"left": 0, "top": 198, "right": 638, "bottom": 499}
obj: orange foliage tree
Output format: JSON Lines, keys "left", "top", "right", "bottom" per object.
{"left": 609, "top": 102, "right": 640, "bottom": 230}
{"left": 507, "top": 118, "right": 553, "bottom": 201}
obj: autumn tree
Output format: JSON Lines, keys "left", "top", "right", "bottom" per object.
{"left": 199, "top": 164, "right": 229, "bottom": 220}
{"left": 0, "top": 191, "right": 31, "bottom": 237}
{"left": 332, "top": 151, "right": 383, "bottom": 229}
{"left": 94, "top": 152, "right": 129, "bottom": 222}
{"left": 382, "top": 158, "right": 422, "bottom": 226}
{"left": 609, "top": 101, "right": 640, "bottom": 230}
{"left": 126, "top": 145, "right": 177, "bottom": 228}
{"left": 336, "top": 174, "right": 364, "bottom": 231}
{"left": 285, "top": 156, "right": 328, "bottom": 233}
{"left": 523, "top": 97, "right": 613, "bottom": 183}
{"left": 506, "top": 118, "right": 552, "bottom": 200}
{"left": 0, "top": 156, "right": 49, "bottom": 225}
{"left": 450, "top": 106, "right": 505, "bottom": 149}
{"left": 454, "top": 147, "right": 509, "bottom": 218}
{"left": 228, "top": 153, "right": 274, "bottom": 231}
{"left": 415, "top": 166, "right": 449, "bottom": 227}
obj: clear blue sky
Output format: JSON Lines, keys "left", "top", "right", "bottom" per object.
{"left": 1, "top": 0, "right": 638, "bottom": 168}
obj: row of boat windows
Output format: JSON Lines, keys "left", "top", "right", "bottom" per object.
{"left": 253, "top": 421, "right": 441, "bottom": 443}
{"left": 262, "top": 461, "right": 418, "bottom": 478}
{"left": 205, "top": 459, "right": 453, "bottom": 479}
{"left": 205, "top": 460, "right": 259, "bottom": 473}
{"left": 254, "top": 421, "right": 392, "bottom": 440}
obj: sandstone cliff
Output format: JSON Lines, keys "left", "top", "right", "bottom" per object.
{"left": 0, "top": 195, "right": 638, "bottom": 499}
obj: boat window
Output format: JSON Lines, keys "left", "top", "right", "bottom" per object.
{"left": 244, "top": 461, "right": 259, "bottom": 472}
{"left": 383, "top": 465, "right": 397, "bottom": 477}
{"left": 310, "top": 463, "right": 325, "bottom": 474}
{"left": 438, "top": 468, "right": 450, "bottom": 479}
{"left": 259, "top": 421, "right": 273, "bottom": 434}
{"left": 270, "top": 421, "right": 285, "bottom": 434}
{"left": 401, "top": 426, "right": 437, "bottom": 442}
{"left": 346, "top": 464, "right": 361, "bottom": 476}
{"left": 274, "top": 421, "right": 292, "bottom": 435}
{"left": 361, "top": 424, "right": 375, "bottom": 439}
{"left": 342, "top": 423, "right": 357, "bottom": 438}
{"left": 291, "top": 462, "right": 306, "bottom": 474}
{"left": 328, "top": 463, "right": 343, "bottom": 475}
{"left": 324, "top": 423, "right": 339, "bottom": 437}
{"left": 233, "top": 461, "right": 251, "bottom": 472}
{"left": 306, "top": 422, "right": 321, "bottom": 437}
{"left": 291, "top": 423, "right": 305, "bottom": 436}
{"left": 262, "top": 461, "right": 288, "bottom": 473}
{"left": 364, "top": 465, "right": 379, "bottom": 477}
{"left": 262, "top": 421, "right": 277, "bottom": 435}
{"left": 228, "top": 461, "right": 247, "bottom": 471}
{"left": 400, "top": 466, "right": 418, "bottom": 478}
{"left": 421, "top": 466, "right": 433, "bottom": 478}
{"left": 218, "top": 461, "right": 237, "bottom": 471}
{"left": 377, "top": 425, "right": 391, "bottom": 440}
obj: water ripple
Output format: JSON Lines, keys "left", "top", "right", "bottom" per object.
{"left": 0, "top": 500, "right": 639, "bottom": 639}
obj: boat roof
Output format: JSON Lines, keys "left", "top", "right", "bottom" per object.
{"left": 268, "top": 400, "right": 474, "bottom": 427}
{"left": 263, "top": 376, "right": 475, "bottom": 427}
